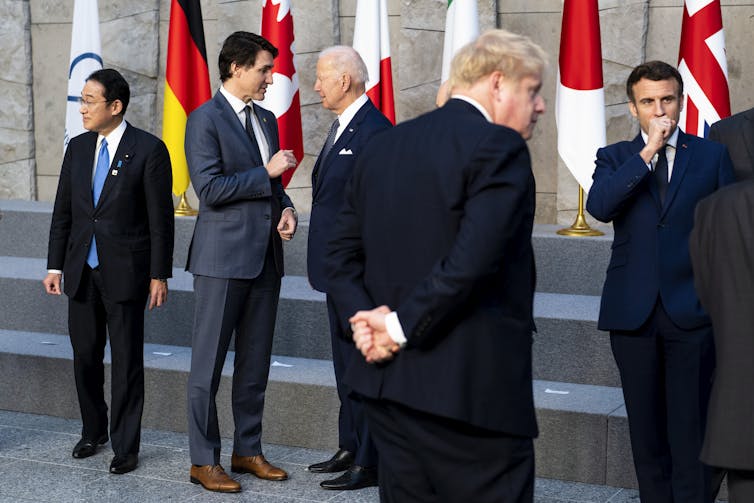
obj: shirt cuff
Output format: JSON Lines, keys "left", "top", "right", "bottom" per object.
{"left": 385, "top": 311, "right": 407, "bottom": 347}
{"left": 47, "top": 269, "right": 63, "bottom": 275}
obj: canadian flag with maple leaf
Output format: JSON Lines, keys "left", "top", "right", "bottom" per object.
{"left": 259, "top": 0, "right": 304, "bottom": 187}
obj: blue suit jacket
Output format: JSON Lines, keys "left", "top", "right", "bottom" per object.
{"left": 307, "top": 99, "right": 392, "bottom": 293}
{"left": 586, "top": 130, "right": 735, "bottom": 331}
{"left": 326, "top": 99, "right": 538, "bottom": 437}
{"left": 185, "top": 91, "right": 293, "bottom": 279}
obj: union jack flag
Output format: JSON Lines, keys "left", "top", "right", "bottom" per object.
{"left": 677, "top": 0, "right": 730, "bottom": 137}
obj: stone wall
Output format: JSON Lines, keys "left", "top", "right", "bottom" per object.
{"left": 3, "top": 0, "right": 754, "bottom": 224}
{"left": 0, "top": 0, "right": 35, "bottom": 200}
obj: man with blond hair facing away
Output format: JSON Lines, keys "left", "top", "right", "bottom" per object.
{"left": 325, "top": 30, "right": 547, "bottom": 502}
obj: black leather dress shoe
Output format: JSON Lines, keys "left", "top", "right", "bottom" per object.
{"left": 72, "top": 435, "right": 108, "bottom": 459}
{"left": 320, "top": 465, "right": 378, "bottom": 490}
{"left": 308, "top": 449, "right": 355, "bottom": 473}
{"left": 110, "top": 453, "right": 138, "bottom": 474}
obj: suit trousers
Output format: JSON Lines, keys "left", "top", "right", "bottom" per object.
{"left": 68, "top": 265, "right": 147, "bottom": 456}
{"left": 727, "top": 470, "right": 754, "bottom": 503}
{"left": 610, "top": 299, "right": 715, "bottom": 503}
{"left": 364, "top": 399, "right": 534, "bottom": 503}
{"left": 187, "top": 246, "right": 281, "bottom": 466}
{"left": 326, "top": 295, "right": 377, "bottom": 467}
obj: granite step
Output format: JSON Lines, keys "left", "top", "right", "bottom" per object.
{"left": 0, "top": 256, "right": 618, "bottom": 387}
{"left": 0, "top": 328, "right": 634, "bottom": 489}
{"left": 0, "top": 199, "right": 613, "bottom": 295}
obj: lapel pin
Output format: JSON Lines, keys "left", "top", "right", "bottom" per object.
{"left": 263, "top": 117, "right": 267, "bottom": 123}
{"left": 349, "top": 128, "right": 354, "bottom": 132}
{"left": 681, "top": 144, "right": 687, "bottom": 148}
{"left": 111, "top": 169, "right": 118, "bottom": 176}
{"left": 117, "top": 160, "right": 123, "bottom": 168}
{"left": 124, "top": 154, "right": 131, "bottom": 161}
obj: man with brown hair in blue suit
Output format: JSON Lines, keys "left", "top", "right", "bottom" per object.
{"left": 184, "top": 31, "right": 298, "bottom": 493}
{"left": 587, "top": 60, "right": 735, "bottom": 503}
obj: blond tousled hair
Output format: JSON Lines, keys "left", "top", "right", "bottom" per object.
{"left": 448, "top": 29, "right": 547, "bottom": 90}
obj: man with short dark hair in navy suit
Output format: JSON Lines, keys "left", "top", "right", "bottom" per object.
{"left": 586, "top": 60, "right": 735, "bottom": 503}
{"left": 306, "top": 45, "right": 392, "bottom": 491}
{"left": 44, "top": 68, "right": 174, "bottom": 476}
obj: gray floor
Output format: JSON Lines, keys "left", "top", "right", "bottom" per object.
{"left": 0, "top": 410, "right": 644, "bottom": 503}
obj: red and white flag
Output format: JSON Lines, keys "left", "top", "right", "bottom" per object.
{"left": 259, "top": 0, "right": 304, "bottom": 187}
{"left": 555, "top": 0, "right": 606, "bottom": 193}
{"left": 677, "top": 0, "right": 730, "bottom": 137}
{"left": 352, "top": 0, "right": 395, "bottom": 124}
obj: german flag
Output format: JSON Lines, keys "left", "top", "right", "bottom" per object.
{"left": 162, "top": 0, "right": 211, "bottom": 196}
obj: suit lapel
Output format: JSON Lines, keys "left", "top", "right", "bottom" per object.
{"left": 94, "top": 124, "right": 132, "bottom": 211}
{"left": 661, "top": 131, "right": 691, "bottom": 216}
{"left": 215, "top": 92, "right": 264, "bottom": 167}
{"left": 253, "top": 102, "right": 277, "bottom": 155}
{"left": 631, "top": 134, "right": 662, "bottom": 209}
{"left": 74, "top": 133, "right": 98, "bottom": 209}
{"left": 313, "top": 101, "right": 373, "bottom": 197}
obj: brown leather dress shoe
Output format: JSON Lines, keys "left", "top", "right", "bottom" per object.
{"left": 231, "top": 453, "right": 288, "bottom": 481}
{"left": 190, "top": 464, "right": 242, "bottom": 493}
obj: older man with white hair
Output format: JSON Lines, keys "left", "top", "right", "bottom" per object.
{"left": 306, "top": 45, "right": 392, "bottom": 491}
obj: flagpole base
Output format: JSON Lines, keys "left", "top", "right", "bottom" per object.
{"left": 557, "top": 213, "right": 604, "bottom": 236}
{"left": 557, "top": 187, "right": 604, "bottom": 237}
{"left": 174, "top": 193, "right": 198, "bottom": 217}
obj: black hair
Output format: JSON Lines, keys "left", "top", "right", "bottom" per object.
{"left": 218, "top": 31, "right": 278, "bottom": 82}
{"left": 626, "top": 60, "right": 683, "bottom": 103}
{"left": 86, "top": 68, "right": 130, "bottom": 115}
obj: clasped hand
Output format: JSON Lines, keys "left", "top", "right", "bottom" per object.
{"left": 349, "top": 305, "right": 401, "bottom": 364}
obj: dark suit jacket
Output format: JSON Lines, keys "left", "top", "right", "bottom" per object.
{"left": 586, "top": 130, "right": 735, "bottom": 331}
{"left": 325, "top": 99, "right": 538, "bottom": 438}
{"left": 185, "top": 92, "right": 293, "bottom": 279}
{"left": 307, "top": 99, "right": 392, "bottom": 294}
{"left": 709, "top": 107, "right": 754, "bottom": 181}
{"left": 47, "top": 123, "right": 174, "bottom": 302}
{"left": 690, "top": 180, "right": 754, "bottom": 470}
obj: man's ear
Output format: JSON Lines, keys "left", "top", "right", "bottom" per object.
{"left": 342, "top": 73, "right": 352, "bottom": 92}
{"left": 110, "top": 99, "right": 124, "bottom": 116}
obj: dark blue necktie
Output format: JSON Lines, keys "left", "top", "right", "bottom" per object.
{"left": 244, "top": 105, "right": 263, "bottom": 162}
{"left": 655, "top": 146, "right": 669, "bottom": 203}
{"left": 87, "top": 138, "right": 109, "bottom": 268}
{"left": 319, "top": 118, "right": 340, "bottom": 162}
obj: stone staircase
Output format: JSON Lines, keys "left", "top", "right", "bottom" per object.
{"left": 0, "top": 199, "right": 637, "bottom": 489}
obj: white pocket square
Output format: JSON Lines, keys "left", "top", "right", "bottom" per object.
{"left": 338, "top": 148, "right": 353, "bottom": 155}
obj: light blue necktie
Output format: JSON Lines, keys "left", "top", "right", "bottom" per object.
{"left": 87, "top": 138, "right": 109, "bottom": 268}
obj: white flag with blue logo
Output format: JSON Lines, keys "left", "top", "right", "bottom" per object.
{"left": 64, "top": 0, "right": 102, "bottom": 151}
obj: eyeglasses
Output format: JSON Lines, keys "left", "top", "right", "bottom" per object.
{"left": 78, "top": 98, "right": 110, "bottom": 107}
